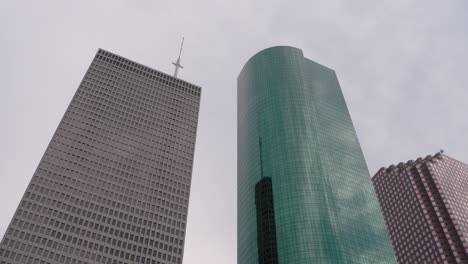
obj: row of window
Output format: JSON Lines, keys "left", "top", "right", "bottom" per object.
{"left": 87, "top": 65, "right": 197, "bottom": 114}
{"left": 24, "top": 182, "right": 184, "bottom": 242}
{"left": 3, "top": 226, "right": 180, "bottom": 264}
{"left": 67, "top": 101, "right": 195, "bottom": 163}
{"left": 35, "top": 163, "right": 187, "bottom": 227}
{"left": 81, "top": 80, "right": 198, "bottom": 126}
{"left": 49, "top": 140, "right": 190, "bottom": 199}
{"left": 56, "top": 121, "right": 192, "bottom": 170}
{"left": 80, "top": 74, "right": 199, "bottom": 127}
{"left": 62, "top": 111, "right": 192, "bottom": 172}
{"left": 32, "top": 169, "right": 185, "bottom": 231}
{"left": 75, "top": 86, "right": 198, "bottom": 136}
{"left": 49, "top": 137, "right": 190, "bottom": 196}
{"left": 71, "top": 94, "right": 196, "bottom": 153}
{"left": 50, "top": 132, "right": 190, "bottom": 202}
{"left": 83, "top": 68, "right": 199, "bottom": 118}
{"left": 13, "top": 203, "right": 182, "bottom": 256}
{"left": 40, "top": 152, "right": 188, "bottom": 217}
{"left": 36, "top": 158, "right": 187, "bottom": 224}
{"left": 69, "top": 101, "right": 194, "bottom": 155}
{"left": 59, "top": 117, "right": 193, "bottom": 180}
{"left": 55, "top": 124, "right": 191, "bottom": 189}
{"left": 14, "top": 194, "right": 184, "bottom": 262}
{"left": 96, "top": 49, "right": 200, "bottom": 96}
{"left": 11, "top": 213, "right": 179, "bottom": 256}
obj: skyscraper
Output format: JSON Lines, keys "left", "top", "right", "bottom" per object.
{"left": 0, "top": 49, "right": 201, "bottom": 264}
{"left": 237, "top": 46, "right": 396, "bottom": 264}
{"left": 373, "top": 152, "right": 468, "bottom": 264}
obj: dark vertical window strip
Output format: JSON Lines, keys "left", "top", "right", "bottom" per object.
{"left": 255, "top": 177, "right": 278, "bottom": 264}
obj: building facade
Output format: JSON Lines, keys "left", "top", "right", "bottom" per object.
{"left": 373, "top": 152, "right": 468, "bottom": 264}
{"left": 0, "top": 49, "right": 201, "bottom": 264}
{"left": 237, "top": 46, "right": 396, "bottom": 264}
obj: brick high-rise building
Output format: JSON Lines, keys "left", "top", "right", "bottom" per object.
{"left": 373, "top": 152, "right": 468, "bottom": 264}
{"left": 0, "top": 49, "right": 201, "bottom": 264}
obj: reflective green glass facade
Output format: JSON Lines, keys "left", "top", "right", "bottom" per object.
{"left": 238, "top": 46, "right": 397, "bottom": 264}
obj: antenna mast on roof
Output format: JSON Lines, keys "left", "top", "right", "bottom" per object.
{"left": 172, "top": 37, "right": 184, "bottom": 78}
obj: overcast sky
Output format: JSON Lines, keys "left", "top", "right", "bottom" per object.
{"left": 1, "top": 1, "right": 467, "bottom": 263}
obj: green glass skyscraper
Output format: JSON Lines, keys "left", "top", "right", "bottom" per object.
{"left": 237, "top": 46, "right": 397, "bottom": 264}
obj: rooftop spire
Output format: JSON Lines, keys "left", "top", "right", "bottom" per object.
{"left": 172, "top": 37, "right": 184, "bottom": 78}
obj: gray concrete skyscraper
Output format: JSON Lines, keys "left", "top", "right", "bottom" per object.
{"left": 0, "top": 49, "right": 201, "bottom": 264}
{"left": 373, "top": 152, "right": 468, "bottom": 264}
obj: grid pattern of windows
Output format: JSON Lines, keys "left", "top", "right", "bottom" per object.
{"left": 373, "top": 152, "right": 468, "bottom": 264}
{"left": 238, "top": 46, "right": 397, "bottom": 264}
{"left": 0, "top": 49, "right": 201, "bottom": 264}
